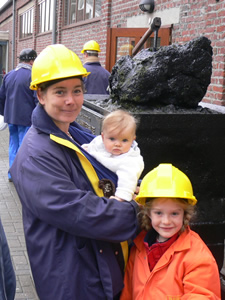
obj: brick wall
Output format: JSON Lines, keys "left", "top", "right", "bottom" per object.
{"left": 163, "top": 0, "right": 225, "bottom": 105}
{"left": 0, "top": 0, "right": 225, "bottom": 105}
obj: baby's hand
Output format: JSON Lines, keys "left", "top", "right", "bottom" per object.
{"left": 82, "top": 145, "right": 88, "bottom": 151}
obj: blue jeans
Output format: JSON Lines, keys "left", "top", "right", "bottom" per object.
{"left": 8, "top": 124, "right": 30, "bottom": 179}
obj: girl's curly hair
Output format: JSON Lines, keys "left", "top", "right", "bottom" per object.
{"left": 138, "top": 198, "right": 196, "bottom": 233}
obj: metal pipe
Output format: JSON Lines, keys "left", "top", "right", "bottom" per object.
{"left": 153, "top": 28, "right": 159, "bottom": 51}
{"left": 132, "top": 27, "right": 154, "bottom": 57}
{"left": 132, "top": 17, "right": 161, "bottom": 57}
{"left": 52, "top": 0, "right": 57, "bottom": 44}
{"left": 151, "top": 17, "right": 161, "bottom": 51}
{"left": 12, "top": 0, "right": 16, "bottom": 69}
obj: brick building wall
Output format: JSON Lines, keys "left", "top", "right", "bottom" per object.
{"left": 167, "top": 0, "right": 225, "bottom": 105}
{"left": 0, "top": 0, "right": 225, "bottom": 105}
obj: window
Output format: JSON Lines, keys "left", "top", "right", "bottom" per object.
{"left": 19, "top": 8, "right": 33, "bottom": 39}
{"left": 38, "top": 0, "right": 54, "bottom": 33}
{"left": 64, "top": 0, "right": 101, "bottom": 25}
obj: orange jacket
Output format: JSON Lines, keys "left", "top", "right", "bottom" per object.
{"left": 120, "top": 227, "right": 221, "bottom": 300}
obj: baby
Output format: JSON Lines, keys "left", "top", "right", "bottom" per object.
{"left": 82, "top": 110, "right": 144, "bottom": 201}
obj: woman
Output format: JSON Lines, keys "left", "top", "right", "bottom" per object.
{"left": 10, "top": 44, "right": 139, "bottom": 300}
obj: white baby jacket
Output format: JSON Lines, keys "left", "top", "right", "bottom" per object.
{"left": 82, "top": 135, "right": 144, "bottom": 201}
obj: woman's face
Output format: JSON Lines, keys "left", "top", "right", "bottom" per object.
{"left": 37, "top": 78, "right": 84, "bottom": 133}
{"left": 148, "top": 197, "right": 184, "bottom": 242}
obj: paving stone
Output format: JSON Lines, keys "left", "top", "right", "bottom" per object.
{"left": 0, "top": 129, "right": 39, "bottom": 300}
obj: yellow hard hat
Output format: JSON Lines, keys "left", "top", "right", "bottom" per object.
{"left": 136, "top": 163, "right": 197, "bottom": 206}
{"left": 30, "top": 44, "right": 90, "bottom": 90}
{"left": 81, "top": 40, "right": 101, "bottom": 53}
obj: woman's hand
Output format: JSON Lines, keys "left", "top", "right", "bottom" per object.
{"left": 109, "top": 195, "right": 124, "bottom": 202}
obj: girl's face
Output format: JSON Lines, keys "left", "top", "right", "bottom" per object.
{"left": 37, "top": 78, "right": 84, "bottom": 133}
{"left": 148, "top": 198, "right": 184, "bottom": 242}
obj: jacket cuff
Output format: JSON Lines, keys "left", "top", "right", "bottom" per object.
{"left": 129, "top": 199, "right": 140, "bottom": 214}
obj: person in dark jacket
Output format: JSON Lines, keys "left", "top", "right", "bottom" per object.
{"left": 0, "top": 48, "right": 38, "bottom": 181}
{"left": 0, "top": 217, "right": 16, "bottom": 300}
{"left": 10, "top": 44, "right": 139, "bottom": 300}
{"left": 81, "top": 40, "right": 110, "bottom": 94}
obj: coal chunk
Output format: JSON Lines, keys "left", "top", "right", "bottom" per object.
{"left": 109, "top": 36, "right": 212, "bottom": 109}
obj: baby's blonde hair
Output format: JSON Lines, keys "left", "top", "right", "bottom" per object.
{"left": 102, "top": 110, "right": 137, "bottom": 136}
{"left": 139, "top": 198, "right": 195, "bottom": 233}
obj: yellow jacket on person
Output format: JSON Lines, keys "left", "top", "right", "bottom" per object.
{"left": 121, "top": 227, "right": 221, "bottom": 300}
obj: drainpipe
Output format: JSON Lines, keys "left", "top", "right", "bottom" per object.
{"left": 52, "top": 0, "right": 57, "bottom": 44}
{"left": 12, "top": 0, "right": 16, "bottom": 69}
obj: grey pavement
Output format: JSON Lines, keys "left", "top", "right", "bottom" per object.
{"left": 0, "top": 128, "right": 39, "bottom": 300}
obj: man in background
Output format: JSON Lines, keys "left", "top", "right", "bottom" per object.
{"left": 0, "top": 48, "right": 38, "bottom": 181}
{"left": 81, "top": 40, "right": 110, "bottom": 94}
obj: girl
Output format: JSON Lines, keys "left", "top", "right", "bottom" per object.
{"left": 120, "top": 163, "right": 221, "bottom": 299}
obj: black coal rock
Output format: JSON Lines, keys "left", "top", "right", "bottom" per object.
{"left": 109, "top": 36, "right": 213, "bottom": 109}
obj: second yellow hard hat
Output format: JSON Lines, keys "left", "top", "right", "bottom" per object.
{"left": 136, "top": 163, "right": 197, "bottom": 206}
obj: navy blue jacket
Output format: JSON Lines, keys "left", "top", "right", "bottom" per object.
{"left": 10, "top": 105, "right": 139, "bottom": 300}
{"left": 0, "top": 218, "right": 16, "bottom": 300}
{"left": 0, "top": 65, "right": 38, "bottom": 126}
{"left": 84, "top": 62, "right": 110, "bottom": 94}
